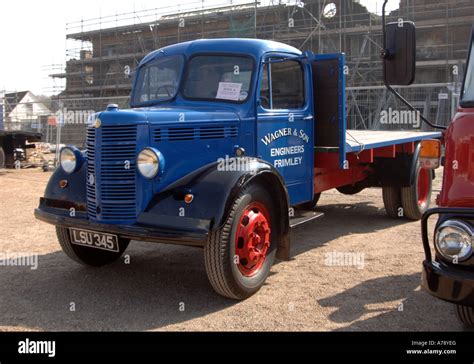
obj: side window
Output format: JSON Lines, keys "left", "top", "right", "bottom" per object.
{"left": 261, "top": 59, "right": 305, "bottom": 109}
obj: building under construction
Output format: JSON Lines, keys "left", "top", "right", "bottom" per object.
{"left": 47, "top": 0, "right": 474, "bottom": 145}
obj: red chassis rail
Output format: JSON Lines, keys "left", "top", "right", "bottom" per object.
{"left": 313, "top": 142, "right": 416, "bottom": 194}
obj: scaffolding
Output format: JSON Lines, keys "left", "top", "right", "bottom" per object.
{"left": 41, "top": 0, "right": 474, "bottom": 145}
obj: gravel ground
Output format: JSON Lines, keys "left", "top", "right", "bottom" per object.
{"left": 0, "top": 167, "right": 465, "bottom": 331}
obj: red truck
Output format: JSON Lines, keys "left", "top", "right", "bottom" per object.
{"left": 420, "top": 27, "right": 474, "bottom": 327}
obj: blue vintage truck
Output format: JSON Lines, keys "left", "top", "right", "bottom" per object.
{"left": 35, "top": 19, "right": 444, "bottom": 299}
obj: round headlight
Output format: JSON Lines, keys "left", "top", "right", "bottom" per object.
{"left": 137, "top": 148, "right": 162, "bottom": 179}
{"left": 60, "top": 147, "right": 77, "bottom": 174}
{"left": 435, "top": 220, "right": 473, "bottom": 262}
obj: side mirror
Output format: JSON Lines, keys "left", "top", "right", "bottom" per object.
{"left": 383, "top": 21, "right": 416, "bottom": 85}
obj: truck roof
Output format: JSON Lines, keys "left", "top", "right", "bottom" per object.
{"left": 139, "top": 38, "right": 302, "bottom": 67}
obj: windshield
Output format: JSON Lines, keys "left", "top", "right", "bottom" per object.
{"left": 183, "top": 55, "right": 253, "bottom": 102}
{"left": 132, "top": 55, "right": 184, "bottom": 105}
{"left": 461, "top": 38, "right": 474, "bottom": 107}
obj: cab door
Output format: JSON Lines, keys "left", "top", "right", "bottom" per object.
{"left": 256, "top": 55, "right": 314, "bottom": 206}
{"left": 311, "top": 53, "right": 347, "bottom": 168}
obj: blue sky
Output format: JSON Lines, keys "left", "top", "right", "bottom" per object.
{"left": 0, "top": 0, "right": 399, "bottom": 95}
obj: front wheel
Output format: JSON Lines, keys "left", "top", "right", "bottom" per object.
{"left": 204, "top": 183, "right": 277, "bottom": 300}
{"left": 456, "top": 305, "right": 474, "bottom": 328}
{"left": 400, "top": 164, "right": 432, "bottom": 220}
{"left": 56, "top": 226, "right": 130, "bottom": 267}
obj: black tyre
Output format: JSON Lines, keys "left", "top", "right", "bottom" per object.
{"left": 295, "top": 193, "right": 321, "bottom": 210}
{"left": 336, "top": 183, "right": 365, "bottom": 195}
{"left": 204, "top": 183, "right": 277, "bottom": 300}
{"left": 0, "top": 147, "right": 5, "bottom": 169}
{"left": 456, "top": 305, "right": 474, "bottom": 328}
{"left": 382, "top": 186, "right": 402, "bottom": 218}
{"left": 401, "top": 164, "right": 432, "bottom": 220}
{"left": 56, "top": 226, "right": 130, "bottom": 267}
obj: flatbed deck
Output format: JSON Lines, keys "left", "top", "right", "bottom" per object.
{"left": 345, "top": 130, "right": 442, "bottom": 153}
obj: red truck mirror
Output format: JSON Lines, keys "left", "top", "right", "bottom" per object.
{"left": 383, "top": 21, "right": 416, "bottom": 86}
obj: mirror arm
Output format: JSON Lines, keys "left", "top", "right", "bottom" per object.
{"left": 384, "top": 83, "right": 446, "bottom": 130}
{"left": 381, "top": 0, "right": 446, "bottom": 130}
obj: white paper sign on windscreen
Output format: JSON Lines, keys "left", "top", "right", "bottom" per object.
{"left": 216, "top": 82, "right": 242, "bottom": 101}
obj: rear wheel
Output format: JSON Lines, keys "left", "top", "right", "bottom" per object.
{"left": 382, "top": 186, "right": 402, "bottom": 218}
{"left": 401, "top": 164, "right": 432, "bottom": 220}
{"left": 456, "top": 305, "right": 474, "bottom": 328}
{"left": 56, "top": 226, "right": 130, "bottom": 267}
{"left": 204, "top": 183, "right": 277, "bottom": 300}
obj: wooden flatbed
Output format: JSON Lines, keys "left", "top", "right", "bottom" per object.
{"left": 345, "top": 130, "right": 442, "bottom": 153}
{"left": 313, "top": 129, "right": 443, "bottom": 194}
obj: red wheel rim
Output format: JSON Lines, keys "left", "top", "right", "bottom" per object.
{"left": 235, "top": 202, "right": 271, "bottom": 277}
{"left": 417, "top": 167, "right": 430, "bottom": 208}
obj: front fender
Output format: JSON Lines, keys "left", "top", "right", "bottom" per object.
{"left": 144, "top": 157, "right": 291, "bottom": 259}
{"left": 42, "top": 160, "right": 87, "bottom": 209}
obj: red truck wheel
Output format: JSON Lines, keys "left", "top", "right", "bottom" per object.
{"left": 401, "top": 164, "right": 432, "bottom": 220}
{"left": 204, "top": 183, "right": 277, "bottom": 300}
{"left": 56, "top": 226, "right": 130, "bottom": 267}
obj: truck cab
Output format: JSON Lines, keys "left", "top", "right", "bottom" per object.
{"left": 36, "top": 36, "right": 440, "bottom": 300}
{"left": 421, "top": 28, "right": 474, "bottom": 327}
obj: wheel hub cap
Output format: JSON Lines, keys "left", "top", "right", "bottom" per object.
{"left": 235, "top": 202, "right": 271, "bottom": 277}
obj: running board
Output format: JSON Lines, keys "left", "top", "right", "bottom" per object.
{"left": 289, "top": 210, "right": 325, "bottom": 228}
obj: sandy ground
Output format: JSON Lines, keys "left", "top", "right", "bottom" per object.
{"left": 0, "top": 167, "right": 466, "bottom": 331}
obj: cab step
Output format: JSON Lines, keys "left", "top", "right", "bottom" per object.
{"left": 289, "top": 210, "right": 324, "bottom": 228}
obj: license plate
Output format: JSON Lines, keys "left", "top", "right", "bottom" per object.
{"left": 69, "top": 228, "right": 119, "bottom": 252}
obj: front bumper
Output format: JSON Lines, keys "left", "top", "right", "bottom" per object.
{"left": 422, "top": 260, "right": 474, "bottom": 305}
{"left": 35, "top": 199, "right": 209, "bottom": 247}
{"left": 421, "top": 207, "right": 474, "bottom": 306}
